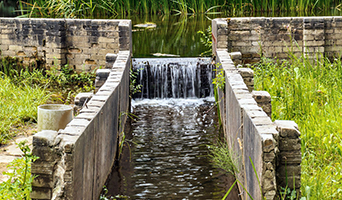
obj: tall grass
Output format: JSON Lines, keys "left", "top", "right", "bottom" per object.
{"left": 0, "top": 57, "right": 96, "bottom": 145}
{"left": 17, "top": 0, "right": 342, "bottom": 17}
{"left": 252, "top": 55, "right": 342, "bottom": 199}
{"left": 0, "top": 74, "right": 50, "bottom": 144}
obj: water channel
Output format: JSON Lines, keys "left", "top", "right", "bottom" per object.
{"left": 105, "top": 98, "right": 239, "bottom": 199}
{"left": 102, "top": 58, "right": 239, "bottom": 199}
{"left": 2, "top": 6, "right": 342, "bottom": 199}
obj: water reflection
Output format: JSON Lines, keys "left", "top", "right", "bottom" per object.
{"left": 132, "top": 14, "right": 211, "bottom": 58}
{"left": 0, "top": 0, "right": 17, "bottom": 17}
{"left": 105, "top": 98, "right": 239, "bottom": 199}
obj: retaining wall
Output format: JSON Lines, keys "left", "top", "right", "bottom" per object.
{"left": 216, "top": 50, "right": 301, "bottom": 200}
{"left": 0, "top": 18, "right": 132, "bottom": 71}
{"left": 213, "top": 16, "right": 342, "bottom": 63}
{"left": 31, "top": 50, "right": 131, "bottom": 200}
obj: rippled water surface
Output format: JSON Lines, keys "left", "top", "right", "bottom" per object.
{"left": 105, "top": 98, "right": 239, "bottom": 199}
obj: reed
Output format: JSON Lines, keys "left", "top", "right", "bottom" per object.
{"left": 18, "top": 0, "right": 342, "bottom": 17}
{"left": 252, "top": 54, "right": 342, "bottom": 199}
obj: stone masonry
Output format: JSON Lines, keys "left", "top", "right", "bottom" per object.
{"left": 213, "top": 17, "right": 342, "bottom": 63}
{"left": 0, "top": 18, "right": 131, "bottom": 72}
{"left": 215, "top": 49, "right": 301, "bottom": 200}
{"left": 31, "top": 50, "right": 131, "bottom": 200}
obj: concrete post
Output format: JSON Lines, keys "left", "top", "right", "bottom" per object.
{"left": 238, "top": 68, "right": 254, "bottom": 92}
{"left": 105, "top": 53, "right": 117, "bottom": 69}
{"left": 252, "top": 90, "right": 272, "bottom": 118}
{"left": 274, "top": 120, "right": 302, "bottom": 197}
{"left": 31, "top": 130, "right": 59, "bottom": 200}
{"left": 95, "top": 69, "right": 111, "bottom": 93}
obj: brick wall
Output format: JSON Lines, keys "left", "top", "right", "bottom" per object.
{"left": 0, "top": 18, "right": 131, "bottom": 72}
{"left": 213, "top": 17, "right": 342, "bottom": 63}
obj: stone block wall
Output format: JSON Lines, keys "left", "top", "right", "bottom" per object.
{"left": 274, "top": 120, "right": 302, "bottom": 195}
{"left": 213, "top": 17, "right": 342, "bottom": 63}
{"left": 31, "top": 50, "right": 131, "bottom": 200}
{"left": 216, "top": 49, "right": 301, "bottom": 200}
{"left": 0, "top": 18, "right": 131, "bottom": 72}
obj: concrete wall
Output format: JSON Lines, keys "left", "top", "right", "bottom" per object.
{"left": 0, "top": 18, "right": 132, "bottom": 71}
{"left": 31, "top": 50, "right": 131, "bottom": 200}
{"left": 213, "top": 17, "right": 342, "bottom": 63}
{"left": 216, "top": 49, "right": 301, "bottom": 200}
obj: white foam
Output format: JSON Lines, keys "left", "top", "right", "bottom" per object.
{"left": 132, "top": 97, "right": 215, "bottom": 108}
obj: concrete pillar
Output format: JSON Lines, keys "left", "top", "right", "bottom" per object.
{"left": 31, "top": 130, "right": 59, "bottom": 200}
{"left": 105, "top": 53, "right": 117, "bottom": 69}
{"left": 274, "top": 120, "right": 302, "bottom": 197}
{"left": 95, "top": 69, "right": 111, "bottom": 93}
{"left": 252, "top": 90, "right": 272, "bottom": 118}
{"left": 238, "top": 68, "right": 254, "bottom": 92}
{"left": 229, "top": 52, "right": 242, "bottom": 65}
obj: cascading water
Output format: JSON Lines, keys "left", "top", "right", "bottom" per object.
{"left": 132, "top": 58, "right": 215, "bottom": 99}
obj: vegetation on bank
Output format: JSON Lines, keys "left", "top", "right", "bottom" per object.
{"left": 0, "top": 56, "right": 95, "bottom": 198}
{"left": 0, "top": 57, "right": 96, "bottom": 145}
{"left": 11, "top": 0, "right": 342, "bottom": 18}
{"left": 252, "top": 55, "right": 342, "bottom": 199}
{"left": 0, "top": 141, "right": 37, "bottom": 200}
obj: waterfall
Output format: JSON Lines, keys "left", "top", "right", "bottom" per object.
{"left": 132, "top": 58, "right": 215, "bottom": 99}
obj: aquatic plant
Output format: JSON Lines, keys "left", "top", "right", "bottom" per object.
{"left": 16, "top": 0, "right": 342, "bottom": 17}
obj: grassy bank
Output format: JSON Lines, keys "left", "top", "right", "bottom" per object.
{"left": 0, "top": 75, "right": 49, "bottom": 144}
{"left": 0, "top": 57, "right": 96, "bottom": 145}
{"left": 17, "top": 0, "right": 342, "bottom": 18}
{"left": 252, "top": 55, "right": 342, "bottom": 199}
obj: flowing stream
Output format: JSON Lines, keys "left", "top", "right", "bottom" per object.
{"left": 105, "top": 98, "right": 239, "bottom": 199}
{"left": 104, "top": 59, "right": 239, "bottom": 199}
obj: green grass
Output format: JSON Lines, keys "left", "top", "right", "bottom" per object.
{"left": 252, "top": 55, "right": 342, "bottom": 199}
{"left": 0, "top": 75, "right": 50, "bottom": 144}
{"left": 0, "top": 57, "right": 96, "bottom": 145}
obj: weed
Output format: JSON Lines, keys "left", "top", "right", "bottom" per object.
{"left": 117, "top": 111, "right": 138, "bottom": 160}
{"left": 0, "top": 141, "right": 38, "bottom": 200}
{"left": 207, "top": 141, "right": 239, "bottom": 176}
{"left": 197, "top": 26, "right": 212, "bottom": 57}
{"left": 212, "top": 63, "right": 225, "bottom": 91}
{"left": 130, "top": 67, "right": 142, "bottom": 98}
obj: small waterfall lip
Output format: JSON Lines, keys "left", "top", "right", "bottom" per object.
{"left": 132, "top": 57, "right": 215, "bottom": 99}
{"left": 132, "top": 57, "right": 212, "bottom": 65}
{"left": 132, "top": 97, "right": 215, "bottom": 108}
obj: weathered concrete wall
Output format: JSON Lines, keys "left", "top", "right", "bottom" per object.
{"left": 0, "top": 18, "right": 131, "bottom": 71}
{"left": 213, "top": 17, "right": 342, "bottom": 63}
{"left": 31, "top": 50, "right": 131, "bottom": 200}
{"left": 216, "top": 49, "right": 301, "bottom": 200}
